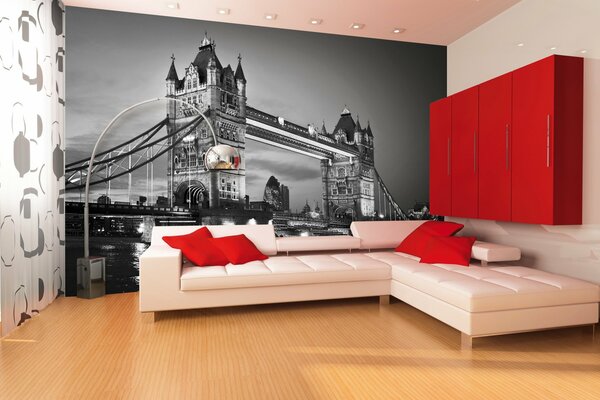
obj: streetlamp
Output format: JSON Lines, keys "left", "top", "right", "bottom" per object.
{"left": 77, "top": 97, "right": 241, "bottom": 298}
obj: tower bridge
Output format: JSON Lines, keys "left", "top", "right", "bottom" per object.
{"left": 65, "top": 33, "right": 407, "bottom": 222}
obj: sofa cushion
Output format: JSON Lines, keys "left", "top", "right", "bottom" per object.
{"left": 162, "top": 227, "right": 213, "bottom": 247}
{"left": 276, "top": 235, "right": 361, "bottom": 253}
{"left": 183, "top": 238, "right": 231, "bottom": 267}
{"left": 419, "top": 236, "right": 476, "bottom": 266}
{"left": 212, "top": 234, "right": 268, "bottom": 265}
{"left": 162, "top": 229, "right": 229, "bottom": 267}
{"left": 350, "top": 220, "right": 427, "bottom": 250}
{"left": 180, "top": 254, "right": 391, "bottom": 291}
{"left": 365, "top": 251, "right": 600, "bottom": 313}
{"left": 395, "top": 221, "right": 464, "bottom": 257}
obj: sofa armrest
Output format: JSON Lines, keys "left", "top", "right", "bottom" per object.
{"left": 139, "top": 245, "right": 182, "bottom": 312}
{"left": 472, "top": 241, "right": 521, "bottom": 263}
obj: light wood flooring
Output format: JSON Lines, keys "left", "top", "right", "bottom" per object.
{"left": 1, "top": 293, "right": 599, "bottom": 399}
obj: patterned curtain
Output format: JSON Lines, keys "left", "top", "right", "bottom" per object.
{"left": 0, "top": 0, "right": 66, "bottom": 336}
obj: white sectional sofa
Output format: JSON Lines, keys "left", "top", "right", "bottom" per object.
{"left": 139, "top": 222, "right": 600, "bottom": 348}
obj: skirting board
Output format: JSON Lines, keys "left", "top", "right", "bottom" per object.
{"left": 390, "top": 280, "right": 599, "bottom": 337}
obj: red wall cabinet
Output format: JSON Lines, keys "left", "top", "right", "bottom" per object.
{"left": 478, "top": 73, "right": 512, "bottom": 221}
{"left": 429, "top": 55, "right": 583, "bottom": 225}
{"left": 512, "top": 55, "right": 583, "bottom": 224}
{"left": 429, "top": 97, "right": 452, "bottom": 216}
{"left": 451, "top": 86, "right": 479, "bottom": 217}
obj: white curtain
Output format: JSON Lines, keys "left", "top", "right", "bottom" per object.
{"left": 0, "top": 0, "right": 66, "bottom": 336}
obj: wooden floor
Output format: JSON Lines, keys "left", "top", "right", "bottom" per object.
{"left": 1, "top": 293, "right": 600, "bottom": 399}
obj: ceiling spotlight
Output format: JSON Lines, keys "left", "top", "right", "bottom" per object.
{"left": 550, "top": 46, "right": 557, "bottom": 51}
{"left": 580, "top": 49, "right": 588, "bottom": 54}
{"left": 517, "top": 42, "right": 525, "bottom": 47}
{"left": 166, "top": 2, "right": 179, "bottom": 9}
{"left": 309, "top": 18, "right": 322, "bottom": 25}
{"left": 217, "top": 8, "right": 230, "bottom": 15}
{"left": 350, "top": 23, "right": 364, "bottom": 30}
{"left": 264, "top": 13, "right": 277, "bottom": 20}
{"left": 392, "top": 28, "right": 406, "bottom": 34}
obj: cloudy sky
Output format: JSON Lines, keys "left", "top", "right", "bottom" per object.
{"left": 65, "top": 7, "right": 446, "bottom": 211}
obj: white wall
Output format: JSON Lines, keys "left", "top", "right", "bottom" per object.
{"left": 0, "top": 0, "right": 66, "bottom": 336}
{"left": 448, "top": 0, "right": 600, "bottom": 283}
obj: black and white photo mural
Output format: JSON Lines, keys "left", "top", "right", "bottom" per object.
{"left": 64, "top": 8, "right": 446, "bottom": 294}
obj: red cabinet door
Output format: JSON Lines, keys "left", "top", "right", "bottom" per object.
{"left": 478, "top": 73, "right": 512, "bottom": 221}
{"left": 451, "top": 86, "right": 479, "bottom": 217}
{"left": 429, "top": 97, "right": 452, "bottom": 216}
{"left": 512, "top": 56, "right": 554, "bottom": 224}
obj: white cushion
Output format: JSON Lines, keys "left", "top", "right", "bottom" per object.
{"left": 150, "top": 224, "right": 278, "bottom": 255}
{"left": 350, "top": 221, "right": 426, "bottom": 250}
{"left": 180, "top": 254, "right": 391, "bottom": 291}
{"left": 276, "top": 235, "right": 361, "bottom": 253}
{"left": 471, "top": 241, "right": 521, "bottom": 262}
{"left": 365, "top": 251, "right": 600, "bottom": 313}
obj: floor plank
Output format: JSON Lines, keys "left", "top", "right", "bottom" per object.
{"left": 1, "top": 293, "right": 599, "bottom": 399}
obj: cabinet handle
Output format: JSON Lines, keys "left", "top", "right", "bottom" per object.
{"left": 447, "top": 137, "right": 451, "bottom": 176}
{"left": 473, "top": 130, "right": 477, "bottom": 174}
{"left": 505, "top": 124, "right": 509, "bottom": 170}
{"left": 546, "top": 114, "right": 551, "bottom": 167}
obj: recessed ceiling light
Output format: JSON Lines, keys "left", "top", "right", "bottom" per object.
{"left": 517, "top": 42, "right": 525, "bottom": 47}
{"left": 392, "top": 28, "right": 406, "bottom": 34}
{"left": 350, "top": 23, "right": 364, "bottom": 30}
{"left": 550, "top": 46, "right": 557, "bottom": 51}
{"left": 264, "top": 13, "right": 277, "bottom": 20}
{"left": 217, "top": 8, "right": 230, "bottom": 15}
{"left": 580, "top": 49, "right": 588, "bottom": 54}
{"left": 309, "top": 18, "right": 322, "bottom": 25}
{"left": 166, "top": 2, "right": 179, "bottom": 9}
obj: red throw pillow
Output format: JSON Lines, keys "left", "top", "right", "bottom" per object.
{"left": 162, "top": 228, "right": 228, "bottom": 266}
{"left": 212, "top": 234, "right": 268, "bottom": 265}
{"left": 419, "top": 236, "right": 476, "bottom": 266}
{"left": 395, "top": 221, "right": 464, "bottom": 257}
{"left": 183, "top": 238, "right": 230, "bottom": 266}
{"left": 162, "top": 227, "right": 213, "bottom": 249}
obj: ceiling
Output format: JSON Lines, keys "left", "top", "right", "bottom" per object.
{"left": 63, "top": 0, "right": 521, "bottom": 46}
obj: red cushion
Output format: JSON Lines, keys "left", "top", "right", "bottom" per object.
{"left": 183, "top": 238, "right": 230, "bottom": 266}
{"left": 212, "top": 234, "right": 268, "bottom": 265}
{"left": 161, "top": 227, "right": 213, "bottom": 249}
{"left": 162, "top": 228, "right": 228, "bottom": 267}
{"left": 419, "top": 236, "right": 477, "bottom": 266}
{"left": 395, "top": 221, "right": 464, "bottom": 257}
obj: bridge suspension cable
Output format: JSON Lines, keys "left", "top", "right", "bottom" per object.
{"left": 65, "top": 115, "right": 203, "bottom": 191}
{"left": 374, "top": 167, "right": 408, "bottom": 220}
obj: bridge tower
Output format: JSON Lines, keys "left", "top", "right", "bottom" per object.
{"left": 165, "top": 33, "right": 247, "bottom": 209}
{"left": 322, "top": 107, "right": 375, "bottom": 220}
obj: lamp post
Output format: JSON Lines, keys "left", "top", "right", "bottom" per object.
{"left": 77, "top": 97, "right": 240, "bottom": 298}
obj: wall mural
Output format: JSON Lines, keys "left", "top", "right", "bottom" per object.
{"left": 0, "top": 0, "right": 66, "bottom": 336}
{"left": 65, "top": 8, "right": 446, "bottom": 294}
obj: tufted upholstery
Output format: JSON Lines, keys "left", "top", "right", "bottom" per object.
{"left": 366, "top": 252, "right": 600, "bottom": 313}
{"left": 180, "top": 253, "right": 391, "bottom": 291}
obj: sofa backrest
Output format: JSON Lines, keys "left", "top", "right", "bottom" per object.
{"left": 151, "top": 224, "right": 278, "bottom": 256}
{"left": 350, "top": 220, "right": 426, "bottom": 250}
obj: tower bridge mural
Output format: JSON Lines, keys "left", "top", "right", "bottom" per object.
{"left": 65, "top": 8, "right": 445, "bottom": 295}
{"left": 66, "top": 33, "right": 418, "bottom": 238}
